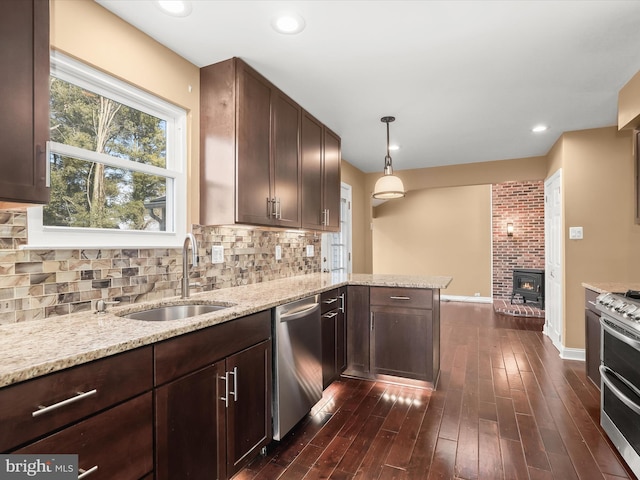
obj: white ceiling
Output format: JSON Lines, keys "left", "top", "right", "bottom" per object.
{"left": 95, "top": 0, "right": 640, "bottom": 173}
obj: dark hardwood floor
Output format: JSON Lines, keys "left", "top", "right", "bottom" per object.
{"left": 236, "top": 301, "right": 636, "bottom": 480}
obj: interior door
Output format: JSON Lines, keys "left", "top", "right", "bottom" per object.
{"left": 544, "top": 169, "right": 563, "bottom": 352}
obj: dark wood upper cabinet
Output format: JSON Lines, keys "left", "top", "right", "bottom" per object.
{"left": 323, "top": 128, "right": 342, "bottom": 231}
{"left": 300, "top": 111, "right": 342, "bottom": 231}
{"left": 201, "top": 57, "right": 337, "bottom": 231}
{"left": 301, "top": 111, "right": 324, "bottom": 230}
{"left": 201, "top": 58, "right": 304, "bottom": 228}
{"left": 0, "top": 0, "right": 50, "bottom": 205}
{"left": 235, "top": 61, "right": 273, "bottom": 225}
{"left": 271, "top": 90, "right": 302, "bottom": 228}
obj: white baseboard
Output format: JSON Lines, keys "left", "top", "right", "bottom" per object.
{"left": 560, "top": 347, "right": 585, "bottom": 362}
{"left": 441, "top": 295, "right": 493, "bottom": 304}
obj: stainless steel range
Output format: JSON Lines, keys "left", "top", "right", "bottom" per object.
{"left": 596, "top": 291, "right": 640, "bottom": 478}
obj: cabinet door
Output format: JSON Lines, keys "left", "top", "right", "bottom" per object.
{"left": 322, "top": 309, "right": 338, "bottom": 389}
{"left": 0, "top": 0, "right": 49, "bottom": 204}
{"left": 236, "top": 62, "right": 272, "bottom": 225}
{"left": 345, "top": 286, "right": 370, "bottom": 375}
{"left": 585, "top": 308, "right": 601, "bottom": 389}
{"left": 17, "top": 393, "right": 153, "bottom": 480}
{"left": 226, "top": 339, "right": 272, "bottom": 478}
{"left": 300, "top": 111, "right": 324, "bottom": 230}
{"left": 370, "top": 306, "right": 432, "bottom": 381}
{"left": 272, "top": 91, "right": 301, "bottom": 227}
{"left": 337, "top": 289, "right": 347, "bottom": 374}
{"left": 155, "top": 362, "right": 226, "bottom": 480}
{"left": 323, "top": 128, "right": 341, "bottom": 231}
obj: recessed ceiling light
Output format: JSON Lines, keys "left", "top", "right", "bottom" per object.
{"left": 155, "top": 0, "right": 192, "bottom": 17}
{"left": 271, "top": 12, "right": 306, "bottom": 35}
{"left": 532, "top": 125, "right": 548, "bottom": 133}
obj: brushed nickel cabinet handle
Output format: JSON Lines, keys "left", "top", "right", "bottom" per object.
{"left": 339, "top": 293, "right": 345, "bottom": 313}
{"left": 230, "top": 366, "right": 238, "bottom": 402}
{"left": 390, "top": 296, "right": 411, "bottom": 300}
{"left": 32, "top": 389, "right": 97, "bottom": 417}
{"left": 370, "top": 312, "right": 374, "bottom": 331}
{"left": 78, "top": 466, "right": 98, "bottom": 479}
{"left": 323, "top": 298, "right": 338, "bottom": 305}
{"left": 323, "top": 312, "right": 338, "bottom": 319}
{"left": 220, "top": 373, "right": 229, "bottom": 408}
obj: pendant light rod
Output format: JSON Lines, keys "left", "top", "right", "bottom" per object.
{"left": 381, "top": 116, "right": 395, "bottom": 174}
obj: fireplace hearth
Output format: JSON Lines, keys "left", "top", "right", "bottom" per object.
{"left": 511, "top": 268, "right": 544, "bottom": 309}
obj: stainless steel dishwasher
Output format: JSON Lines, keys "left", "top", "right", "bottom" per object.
{"left": 272, "top": 294, "right": 322, "bottom": 441}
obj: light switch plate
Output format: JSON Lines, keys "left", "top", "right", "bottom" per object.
{"left": 306, "top": 245, "right": 314, "bottom": 257}
{"left": 211, "top": 245, "right": 224, "bottom": 264}
{"left": 275, "top": 245, "right": 282, "bottom": 261}
{"left": 569, "top": 226, "right": 583, "bottom": 240}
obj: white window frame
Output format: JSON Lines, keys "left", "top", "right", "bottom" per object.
{"left": 27, "top": 52, "right": 187, "bottom": 248}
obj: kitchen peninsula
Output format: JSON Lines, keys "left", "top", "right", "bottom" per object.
{"left": 0, "top": 272, "right": 450, "bottom": 479}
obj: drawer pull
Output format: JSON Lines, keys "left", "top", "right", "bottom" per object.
{"left": 390, "top": 296, "right": 411, "bottom": 300}
{"left": 78, "top": 465, "right": 98, "bottom": 479}
{"left": 323, "top": 312, "right": 338, "bottom": 319}
{"left": 32, "top": 389, "right": 98, "bottom": 417}
{"left": 323, "top": 298, "right": 338, "bottom": 304}
{"left": 587, "top": 300, "right": 597, "bottom": 307}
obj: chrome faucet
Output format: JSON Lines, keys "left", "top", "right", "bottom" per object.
{"left": 182, "top": 233, "right": 199, "bottom": 298}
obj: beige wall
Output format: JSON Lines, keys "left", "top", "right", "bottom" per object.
{"left": 50, "top": 0, "right": 201, "bottom": 226}
{"left": 362, "top": 156, "right": 547, "bottom": 275}
{"left": 372, "top": 185, "right": 492, "bottom": 296}
{"left": 549, "top": 126, "right": 638, "bottom": 349}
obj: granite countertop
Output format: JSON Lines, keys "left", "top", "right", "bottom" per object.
{"left": 582, "top": 282, "right": 640, "bottom": 294}
{"left": 0, "top": 273, "right": 452, "bottom": 389}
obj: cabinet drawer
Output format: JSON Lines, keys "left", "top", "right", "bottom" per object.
{"left": 585, "top": 288, "right": 599, "bottom": 313}
{"left": 321, "top": 288, "right": 341, "bottom": 314}
{"left": 0, "top": 346, "right": 152, "bottom": 452}
{"left": 370, "top": 287, "right": 432, "bottom": 309}
{"left": 154, "top": 310, "right": 271, "bottom": 385}
{"left": 16, "top": 392, "right": 153, "bottom": 480}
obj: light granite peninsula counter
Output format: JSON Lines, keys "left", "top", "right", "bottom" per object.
{"left": 0, "top": 273, "right": 452, "bottom": 388}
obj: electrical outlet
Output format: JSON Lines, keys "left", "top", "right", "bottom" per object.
{"left": 211, "top": 245, "right": 224, "bottom": 264}
{"left": 306, "top": 245, "right": 314, "bottom": 257}
{"left": 275, "top": 245, "right": 282, "bottom": 261}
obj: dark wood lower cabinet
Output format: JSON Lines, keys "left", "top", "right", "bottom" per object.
{"left": 226, "top": 339, "right": 272, "bottom": 478}
{"left": 585, "top": 288, "right": 601, "bottom": 389}
{"left": 155, "top": 363, "right": 226, "bottom": 480}
{"left": 154, "top": 335, "right": 272, "bottom": 480}
{"left": 16, "top": 392, "right": 153, "bottom": 480}
{"left": 345, "top": 285, "right": 370, "bottom": 376}
{"left": 370, "top": 306, "right": 432, "bottom": 381}
{"left": 345, "top": 286, "right": 440, "bottom": 388}
{"left": 321, "top": 288, "right": 347, "bottom": 389}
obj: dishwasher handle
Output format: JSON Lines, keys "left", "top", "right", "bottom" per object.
{"left": 279, "top": 303, "right": 320, "bottom": 322}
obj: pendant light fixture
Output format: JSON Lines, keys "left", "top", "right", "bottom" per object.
{"left": 372, "top": 116, "right": 405, "bottom": 199}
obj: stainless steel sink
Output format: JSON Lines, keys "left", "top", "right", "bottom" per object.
{"left": 122, "top": 303, "right": 229, "bottom": 321}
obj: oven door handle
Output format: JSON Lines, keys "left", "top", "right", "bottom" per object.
{"left": 600, "top": 365, "right": 640, "bottom": 416}
{"left": 600, "top": 317, "right": 640, "bottom": 352}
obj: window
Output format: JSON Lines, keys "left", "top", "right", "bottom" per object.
{"left": 27, "top": 52, "right": 187, "bottom": 247}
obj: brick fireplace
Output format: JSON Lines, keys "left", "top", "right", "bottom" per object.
{"left": 492, "top": 181, "right": 545, "bottom": 304}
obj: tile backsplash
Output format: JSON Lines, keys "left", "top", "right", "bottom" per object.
{"left": 0, "top": 210, "right": 321, "bottom": 324}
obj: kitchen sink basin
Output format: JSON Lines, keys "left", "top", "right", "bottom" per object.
{"left": 122, "top": 303, "right": 230, "bottom": 321}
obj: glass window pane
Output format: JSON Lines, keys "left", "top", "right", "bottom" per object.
{"left": 50, "top": 77, "right": 167, "bottom": 168}
{"left": 44, "top": 154, "right": 168, "bottom": 232}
